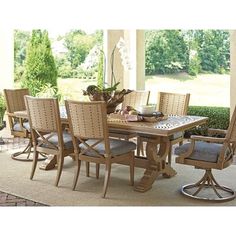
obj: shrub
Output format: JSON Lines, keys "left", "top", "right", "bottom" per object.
{"left": 0, "top": 93, "right": 6, "bottom": 126}
{"left": 58, "top": 63, "right": 73, "bottom": 78}
{"left": 22, "top": 30, "right": 58, "bottom": 96}
{"left": 185, "top": 106, "right": 230, "bottom": 137}
{"left": 14, "top": 65, "right": 25, "bottom": 82}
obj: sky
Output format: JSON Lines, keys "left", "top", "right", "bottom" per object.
{"left": 1, "top": 0, "right": 236, "bottom": 30}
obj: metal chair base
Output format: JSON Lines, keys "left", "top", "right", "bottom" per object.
{"left": 181, "top": 169, "right": 236, "bottom": 202}
{"left": 11, "top": 140, "right": 47, "bottom": 162}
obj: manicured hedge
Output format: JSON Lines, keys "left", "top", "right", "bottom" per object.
{"left": 185, "top": 106, "right": 230, "bottom": 137}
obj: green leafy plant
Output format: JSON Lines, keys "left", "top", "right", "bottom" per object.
{"left": 22, "top": 29, "right": 58, "bottom": 96}
{"left": 36, "top": 83, "right": 62, "bottom": 101}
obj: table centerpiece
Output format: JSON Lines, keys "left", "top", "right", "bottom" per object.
{"left": 83, "top": 37, "right": 132, "bottom": 114}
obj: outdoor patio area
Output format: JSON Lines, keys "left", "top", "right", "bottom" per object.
{"left": 1, "top": 116, "right": 236, "bottom": 207}
{"left": 0, "top": 143, "right": 236, "bottom": 206}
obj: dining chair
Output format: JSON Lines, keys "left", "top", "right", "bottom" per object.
{"left": 109, "top": 90, "right": 150, "bottom": 141}
{"left": 65, "top": 100, "right": 136, "bottom": 198}
{"left": 25, "top": 96, "right": 74, "bottom": 186}
{"left": 3, "top": 88, "right": 32, "bottom": 161}
{"left": 137, "top": 92, "right": 190, "bottom": 166}
{"left": 174, "top": 106, "right": 236, "bottom": 202}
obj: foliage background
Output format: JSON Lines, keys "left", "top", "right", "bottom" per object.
{"left": 14, "top": 29, "right": 103, "bottom": 83}
{"left": 145, "top": 30, "right": 230, "bottom": 76}
{"left": 21, "top": 29, "right": 58, "bottom": 96}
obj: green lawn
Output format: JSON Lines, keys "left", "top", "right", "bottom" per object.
{"left": 57, "top": 73, "right": 230, "bottom": 107}
{"left": 145, "top": 73, "right": 230, "bottom": 107}
{"left": 57, "top": 78, "right": 97, "bottom": 102}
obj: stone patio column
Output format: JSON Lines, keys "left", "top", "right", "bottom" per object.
{"left": 105, "top": 30, "right": 125, "bottom": 90}
{"left": 136, "top": 30, "right": 145, "bottom": 90}
{"left": 230, "top": 31, "right": 236, "bottom": 118}
{"left": 0, "top": 28, "right": 14, "bottom": 91}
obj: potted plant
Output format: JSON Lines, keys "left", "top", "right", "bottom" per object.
{"left": 83, "top": 37, "right": 132, "bottom": 114}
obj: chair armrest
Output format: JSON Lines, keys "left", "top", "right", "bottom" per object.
{"left": 207, "top": 128, "right": 227, "bottom": 136}
{"left": 6, "top": 112, "right": 16, "bottom": 117}
{"left": 190, "top": 135, "right": 226, "bottom": 143}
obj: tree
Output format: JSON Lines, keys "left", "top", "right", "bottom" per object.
{"left": 64, "top": 30, "right": 96, "bottom": 69}
{"left": 22, "top": 29, "right": 58, "bottom": 96}
{"left": 197, "top": 30, "right": 230, "bottom": 73}
{"left": 14, "top": 30, "right": 30, "bottom": 81}
{"left": 145, "top": 30, "right": 189, "bottom": 75}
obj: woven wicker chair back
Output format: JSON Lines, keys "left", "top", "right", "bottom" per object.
{"left": 4, "top": 88, "right": 29, "bottom": 113}
{"left": 66, "top": 101, "right": 108, "bottom": 140}
{"left": 121, "top": 90, "right": 150, "bottom": 110}
{"left": 157, "top": 92, "right": 190, "bottom": 115}
{"left": 25, "top": 96, "right": 59, "bottom": 133}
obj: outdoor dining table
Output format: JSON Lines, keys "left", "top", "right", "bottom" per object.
{"left": 13, "top": 107, "right": 208, "bottom": 193}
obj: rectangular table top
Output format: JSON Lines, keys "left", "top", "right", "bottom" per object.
{"left": 14, "top": 108, "right": 208, "bottom": 137}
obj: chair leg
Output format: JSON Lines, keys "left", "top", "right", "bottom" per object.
{"left": 168, "top": 144, "right": 172, "bottom": 165}
{"left": 55, "top": 154, "right": 64, "bottom": 187}
{"left": 136, "top": 136, "right": 141, "bottom": 156}
{"left": 72, "top": 157, "right": 81, "bottom": 190}
{"left": 30, "top": 149, "right": 38, "bottom": 179}
{"left": 86, "top": 162, "right": 90, "bottom": 177}
{"left": 179, "top": 140, "right": 183, "bottom": 146}
{"left": 129, "top": 152, "right": 135, "bottom": 186}
{"left": 102, "top": 162, "right": 111, "bottom": 198}
{"left": 96, "top": 164, "right": 100, "bottom": 179}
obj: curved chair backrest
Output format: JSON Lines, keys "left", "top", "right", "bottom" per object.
{"left": 121, "top": 90, "right": 150, "bottom": 110}
{"left": 157, "top": 92, "right": 190, "bottom": 115}
{"left": 25, "top": 96, "right": 63, "bottom": 149}
{"left": 25, "top": 96, "right": 60, "bottom": 133}
{"left": 225, "top": 106, "right": 236, "bottom": 143}
{"left": 218, "top": 106, "right": 236, "bottom": 167}
{"left": 65, "top": 100, "right": 110, "bottom": 156}
{"left": 4, "top": 88, "right": 29, "bottom": 113}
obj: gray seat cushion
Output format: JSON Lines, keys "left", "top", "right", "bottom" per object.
{"left": 38, "top": 131, "right": 73, "bottom": 150}
{"left": 174, "top": 141, "right": 223, "bottom": 163}
{"left": 13, "top": 121, "right": 30, "bottom": 132}
{"left": 79, "top": 138, "right": 136, "bottom": 157}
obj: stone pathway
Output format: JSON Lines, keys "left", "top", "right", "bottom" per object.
{"left": 0, "top": 191, "right": 48, "bottom": 206}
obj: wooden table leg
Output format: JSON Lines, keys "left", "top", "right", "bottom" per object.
{"left": 39, "top": 155, "right": 57, "bottom": 170}
{"left": 134, "top": 137, "right": 177, "bottom": 192}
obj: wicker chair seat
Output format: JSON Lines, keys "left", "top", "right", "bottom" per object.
{"left": 13, "top": 121, "right": 30, "bottom": 132}
{"left": 38, "top": 131, "right": 73, "bottom": 150}
{"left": 175, "top": 141, "right": 223, "bottom": 163}
{"left": 79, "top": 138, "right": 136, "bottom": 157}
